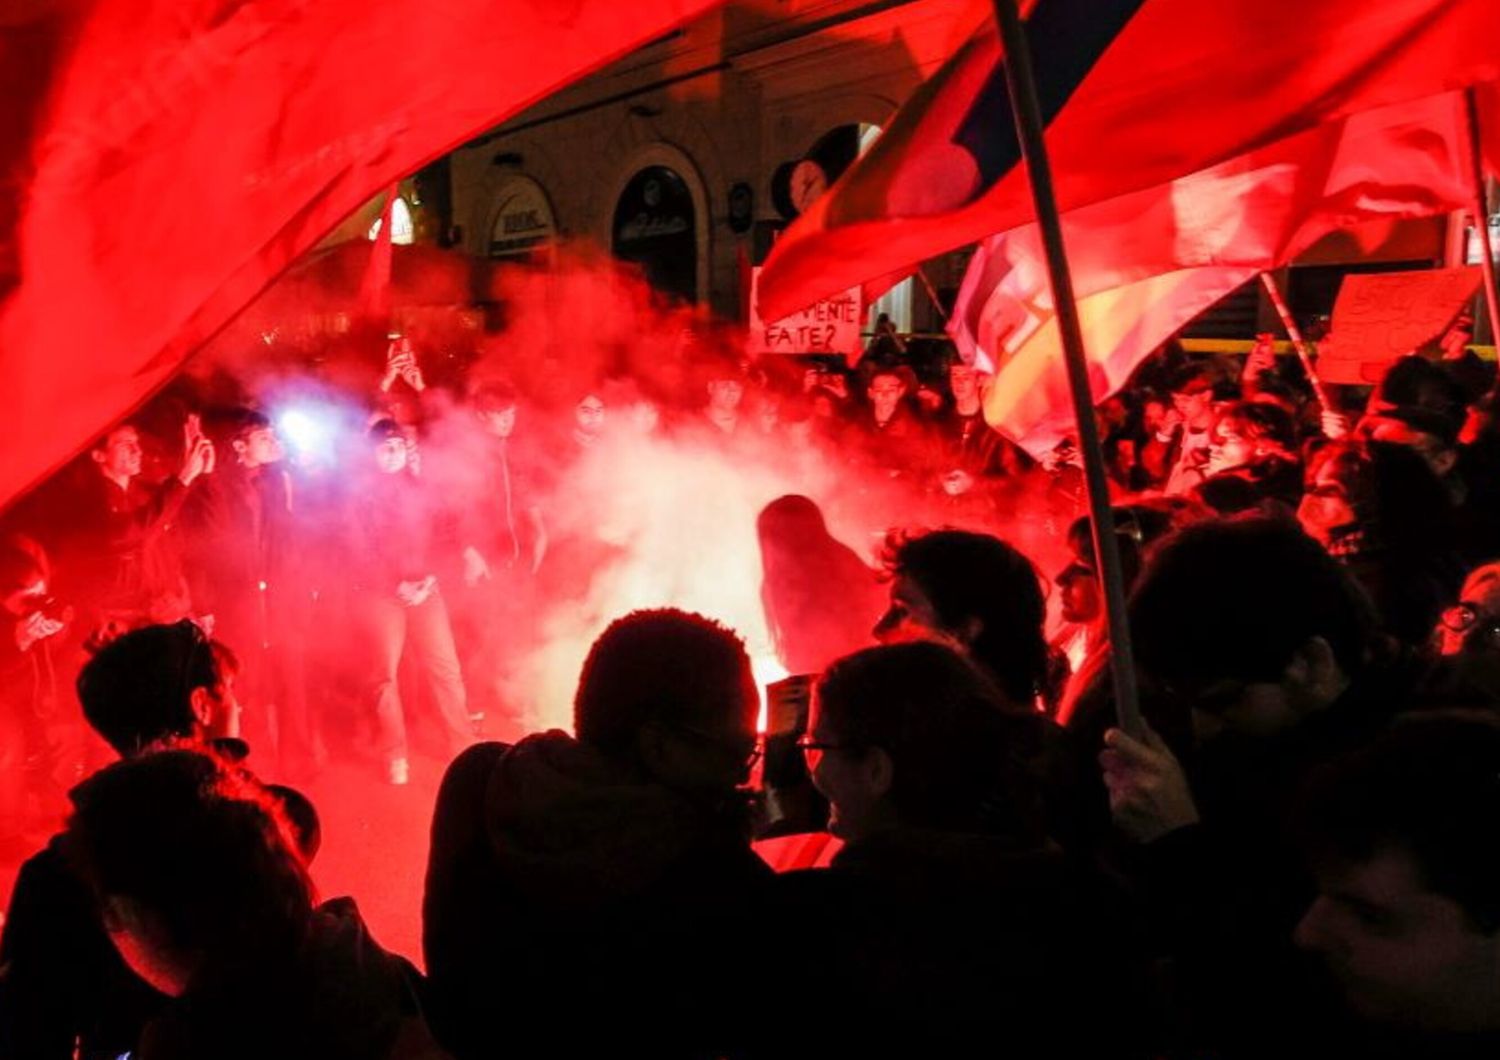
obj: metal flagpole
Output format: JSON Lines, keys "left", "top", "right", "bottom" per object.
{"left": 1258, "top": 272, "right": 1330, "bottom": 413}
{"left": 990, "top": 0, "right": 1143, "bottom": 736}
{"left": 1463, "top": 89, "right": 1500, "bottom": 393}
{"left": 916, "top": 266, "right": 951, "bottom": 323}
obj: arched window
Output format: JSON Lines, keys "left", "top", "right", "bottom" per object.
{"left": 612, "top": 166, "right": 697, "bottom": 303}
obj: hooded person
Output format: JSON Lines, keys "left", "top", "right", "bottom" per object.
{"left": 62, "top": 749, "right": 440, "bottom": 1060}
{"left": 756, "top": 494, "right": 881, "bottom": 676}
{"left": 0, "top": 622, "right": 318, "bottom": 1060}
{"left": 422, "top": 608, "right": 771, "bottom": 1060}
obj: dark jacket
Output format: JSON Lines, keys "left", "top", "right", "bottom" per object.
{"left": 766, "top": 828, "right": 1160, "bottom": 1058}
{"left": 423, "top": 733, "right": 772, "bottom": 1059}
{"left": 1118, "top": 669, "right": 1419, "bottom": 1057}
{"left": 54, "top": 471, "right": 191, "bottom": 624}
{"left": 347, "top": 471, "right": 438, "bottom": 594}
{"left": 0, "top": 837, "right": 168, "bottom": 1060}
{"left": 135, "top": 898, "right": 443, "bottom": 1060}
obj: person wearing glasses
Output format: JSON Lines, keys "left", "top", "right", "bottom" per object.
{"left": 422, "top": 608, "right": 769, "bottom": 1060}
{"left": 774, "top": 642, "right": 1155, "bottom": 1057}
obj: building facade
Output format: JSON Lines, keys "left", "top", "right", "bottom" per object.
{"left": 447, "top": 0, "right": 975, "bottom": 331}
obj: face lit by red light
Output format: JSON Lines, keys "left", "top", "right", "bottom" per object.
{"left": 478, "top": 404, "right": 517, "bottom": 440}
{"left": 948, "top": 365, "right": 980, "bottom": 404}
{"left": 373, "top": 436, "right": 408, "bottom": 475}
{"left": 575, "top": 395, "right": 606, "bottom": 439}
{"left": 804, "top": 695, "right": 883, "bottom": 842}
{"left": 873, "top": 574, "right": 947, "bottom": 646}
{"left": 235, "top": 426, "right": 284, "bottom": 469}
{"left": 868, "top": 374, "right": 905, "bottom": 423}
{"left": 1207, "top": 418, "right": 1257, "bottom": 475}
{"left": 707, "top": 378, "right": 744, "bottom": 413}
{"left": 93, "top": 426, "right": 143, "bottom": 482}
{"left": 1297, "top": 460, "right": 1357, "bottom": 546}
{"left": 1295, "top": 849, "right": 1500, "bottom": 1033}
{"left": 1056, "top": 562, "right": 1100, "bottom": 625}
{"left": 102, "top": 898, "right": 194, "bottom": 998}
{"left": 1172, "top": 387, "right": 1215, "bottom": 430}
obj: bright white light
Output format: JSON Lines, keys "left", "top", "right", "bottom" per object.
{"left": 277, "top": 409, "right": 327, "bottom": 456}
{"left": 368, "top": 197, "right": 414, "bottom": 245}
{"left": 751, "top": 654, "right": 790, "bottom": 735}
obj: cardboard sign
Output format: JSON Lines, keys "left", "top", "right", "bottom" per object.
{"left": 746, "top": 267, "right": 863, "bottom": 356}
{"left": 1321, "top": 266, "right": 1480, "bottom": 384}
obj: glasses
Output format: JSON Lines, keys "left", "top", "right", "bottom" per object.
{"left": 796, "top": 734, "right": 864, "bottom": 767}
{"left": 674, "top": 723, "right": 762, "bottom": 768}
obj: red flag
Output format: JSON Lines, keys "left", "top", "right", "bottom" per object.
{"left": 958, "top": 92, "right": 1492, "bottom": 454}
{"left": 757, "top": 0, "right": 1500, "bottom": 321}
{"left": 358, "top": 184, "right": 401, "bottom": 330}
{"left": 0, "top": 0, "right": 716, "bottom": 510}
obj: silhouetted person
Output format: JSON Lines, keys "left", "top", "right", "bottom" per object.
{"left": 1102, "top": 517, "right": 1405, "bottom": 1056}
{"left": 756, "top": 494, "right": 881, "bottom": 675}
{"left": 0, "top": 622, "right": 291, "bottom": 1060}
{"left": 63, "top": 749, "right": 440, "bottom": 1059}
{"left": 423, "top": 609, "right": 770, "bottom": 1059}
{"left": 769, "top": 643, "right": 1157, "bottom": 1056}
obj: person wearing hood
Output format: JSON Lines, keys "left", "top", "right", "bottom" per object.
{"left": 422, "top": 608, "right": 770, "bottom": 1060}
{"left": 62, "top": 749, "right": 439, "bottom": 1060}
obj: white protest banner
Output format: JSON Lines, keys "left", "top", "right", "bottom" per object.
{"left": 747, "top": 267, "right": 863, "bottom": 357}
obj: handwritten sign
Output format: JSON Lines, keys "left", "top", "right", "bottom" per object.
{"left": 747, "top": 267, "right": 863, "bottom": 356}
{"left": 1322, "top": 267, "right": 1480, "bottom": 384}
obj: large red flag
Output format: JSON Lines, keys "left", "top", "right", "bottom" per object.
{"left": 0, "top": 0, "right": 716, "bottom": 510}
{"left": 955, "top": 91, "right": 1492, "bottom": 454}
{"left": 757, "top": 0, "right": 1500, "bottom": 321}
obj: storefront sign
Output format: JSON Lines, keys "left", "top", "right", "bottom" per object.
{"left": 488, "top": 177, "right": 555, "bottom": 258}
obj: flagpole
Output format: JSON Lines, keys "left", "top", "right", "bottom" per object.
{"left": 990, "top": 0, "right": 1142, "bottom": 737}
{"left": 1258, "top": 272, "right": 1330, "bottom": 412}
{"left": 916, "top": 266, "right": 951, "bottom": 323}
{"left": 1463, "top": 89, "right": 1500, "bottom": 383}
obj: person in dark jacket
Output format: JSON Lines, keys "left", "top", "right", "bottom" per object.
{"left": 0, "top": 621, "right": 308, "bottom": 1060}
{"left": 769, "top": 642, "right": 1158, "bottom": 1057}
{"left": 422, "top": 608, "right": 770, "bottom": 1060}
{"left": 347, "top": 419, "right": 471, "bottom": 786}
{"left": 181, "top": 408, "right": 317, "bottom": 776}
{"left": 63, "top": 749, "right": 441, "bottom": 1060}
{"left": 1101, "top": 517, "right": 1413, "bottom": 1057}
{"left": 53, "top": 419, "right": 215, "bottom": 640}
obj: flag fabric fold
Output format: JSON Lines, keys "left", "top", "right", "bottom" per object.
{"left": 954, "top": 91, "right": 1494, "bottom": 454}
{"left": 757, "top": 0, "right": 1500, "bottom": 322}
{"left": 0, "top": 0, "right": 716, "bottom": 510}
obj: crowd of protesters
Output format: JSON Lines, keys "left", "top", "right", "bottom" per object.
{"left": 3, "top": 301, "right": 1500, "bottom": 1058}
